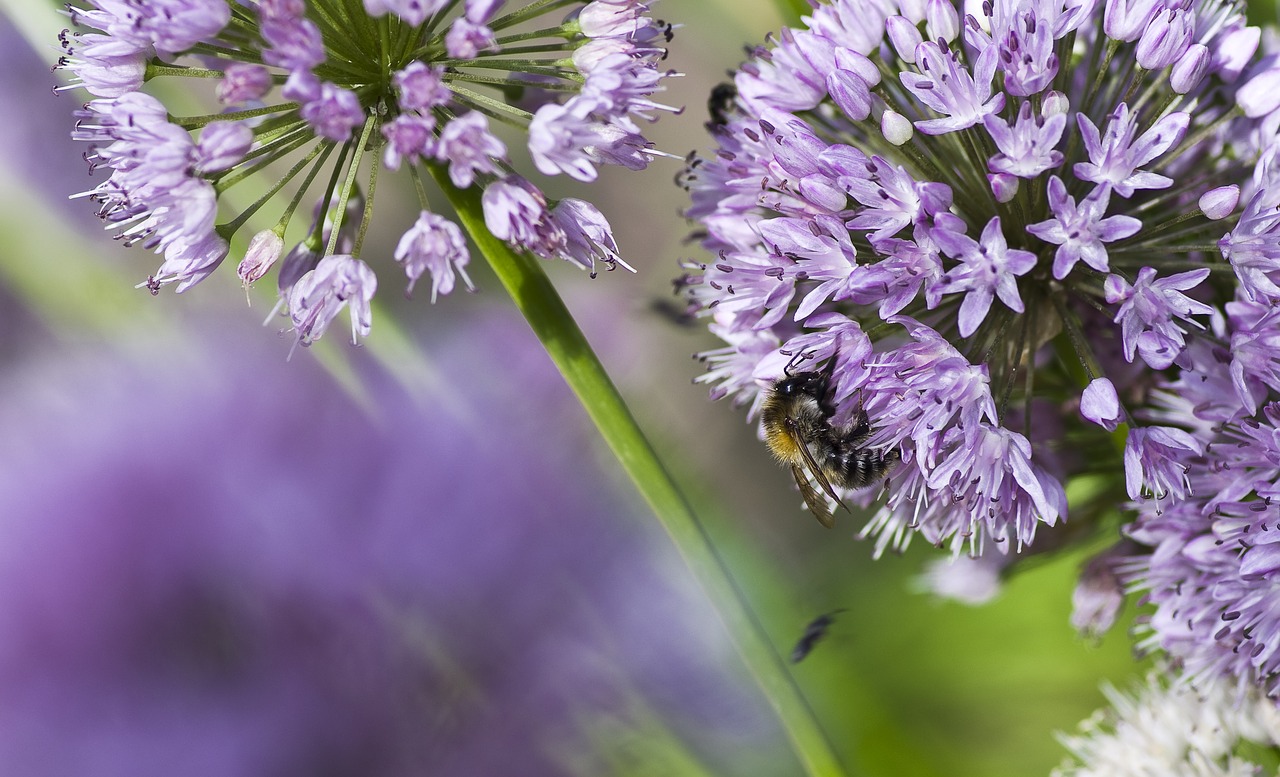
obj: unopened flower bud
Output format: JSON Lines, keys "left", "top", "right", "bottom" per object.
{"left": 887, "top": 16, "right": 923, "bottom": 63}
{"left": 1135, "top": 8, "right": 1192, "bottom": 70}
{"left": 237, "top": 229, "right": 285, "bottom": 285}
{"left": 1199, "top": 185, "right": 1240, "bottom": 220}
{"left": 1169, "top": 44, "right": 1209, "bottom": 94}
{"left": 827, "top": 70, "right": 871, "bottom": 121}
{"left": 1214, "top": 25, "right": 1260, "bottom": 83}
{"left": 1238, "top": 68, "right": 1280, "bottom": 118}
{"left": 898, "top": 0, "right": 927, "bottom": 23}
{"left": 1041, "top": 90, "right": 1069, "bottom": 117}
{"left": 1104, "top": 0, "right": 1160, "bottom": 42}
{"left": 1081, "top": 377, "right": 1121, "bottom": 431}
{"left": 834, "top": 49, "right": 880, "bottom": 87}
{"left": 881, "top": 110, "right": 913, "bottom": 145}
{"left": 926, "top": 0, "right": 959, "bottom": 42}
{"left": 988, "top": 173, "right": 1018, "bottom": 203}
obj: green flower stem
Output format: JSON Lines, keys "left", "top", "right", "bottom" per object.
{"left": 430, "top": 167, "right": 849, "bottom": 777}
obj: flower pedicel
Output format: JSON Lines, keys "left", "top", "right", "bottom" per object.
{"left": 58, "top": 0, "right": 676, "bottom": 347}
{"left": 682, "top": 0, "right": 1280, "bottom": 696}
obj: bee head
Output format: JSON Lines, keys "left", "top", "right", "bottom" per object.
{"left": 773, "top": 371, "right": 827, "bottom": 400}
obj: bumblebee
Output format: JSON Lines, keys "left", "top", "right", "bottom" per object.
{"left": 761, "top": 363, "right": 897, "bottom": 528}
{"left": 706, "top": 81, "right": 737, "bottom": 128}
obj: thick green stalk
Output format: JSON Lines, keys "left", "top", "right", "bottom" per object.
{"left": 430, "top": 167, "right": 849, "bottom": 777}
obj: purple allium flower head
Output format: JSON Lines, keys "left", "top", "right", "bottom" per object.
{"left": 1116, "top": 339, "right": 1280, "bottom": 694}
{"left": 58, "top": 0, "right": 676, "bottom": 345}
{"left": 680, "top": 0, "right": 1280, "bottom": 650}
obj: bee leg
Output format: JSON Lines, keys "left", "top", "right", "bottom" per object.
{"left": 846, "top": 411, "right": 870, "bottom": 443}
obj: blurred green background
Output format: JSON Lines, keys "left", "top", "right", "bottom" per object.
{"left": 4, "top": 0, "right": 1250, "bottom": 773}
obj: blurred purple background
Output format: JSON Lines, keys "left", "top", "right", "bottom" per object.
{"left": 0, "top": 310, "right": 780, "bottom": 776}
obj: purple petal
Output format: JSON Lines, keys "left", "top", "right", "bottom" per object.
{"left": 1096, "top": 214, "right": 1143, "bottom": 242}
{"left": 958, "top": 286, "right": 994, "bottom": 336}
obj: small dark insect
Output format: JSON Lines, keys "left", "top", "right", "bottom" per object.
{"left": 790, "top": 609, "right": 846, "bottom": 663}
{"left": 706, "top": 81, "right": 738, "bottom": 128}
{"left": 649, "top": 298, "right": 697, "bottom": 328}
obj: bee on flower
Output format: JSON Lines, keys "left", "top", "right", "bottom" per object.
{"left": 681, "top": 0, "right": 1280, "bottom": 698}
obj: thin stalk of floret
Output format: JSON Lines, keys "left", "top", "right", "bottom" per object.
{"left": 491, "top": 0, "right": 580, "bottom": 32}
{"left": 327, "top": 116, "right": 378, "bottom": 256}
{"left": 445, "top": 85, "right": 537, "bottom": 121}
{"left": 1153, "top": 107, "right": 1242, "bottom": 173}
{"left": 214, "top": 130, "right": 320, "bottom": 192}
{"left": 220, "top": 142, "right": 334, "bottom": 237}
{"left": 174, "top": 103, "right": 301, "bottom": 131}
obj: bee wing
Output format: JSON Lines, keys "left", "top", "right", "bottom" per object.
{"left": 791, "top": 464, "right": 836, "bottom": 529}
{"left": 784, "top": 417, "right": 848, "bottom": 507}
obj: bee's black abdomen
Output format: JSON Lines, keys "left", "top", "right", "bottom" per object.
{"left": 826, "top": 445, "right": 896, "bottom": 490}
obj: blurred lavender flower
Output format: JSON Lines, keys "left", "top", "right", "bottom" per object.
{"left": 1053, "top": 670, "right": 1280, "bottom": 776}
{"left": 918, "top": 553, "right": 1010, "bottom": 605}
{"left": 0, "top": 314, "right": 775, "bottom": 776}
{"left": 679, "top": 0, "right": 1277, "bottom": 574}
{"left": 57, "top": 0, "right": 677, "bottom": 346}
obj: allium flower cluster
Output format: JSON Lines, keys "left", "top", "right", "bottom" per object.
{"left": 1054, "top": 671, "right": 1280, "bottom": 776}
{"left": 681, "top": 0, "right": 1275, "bottom": 574}
{"left": 59, "top": 0, "right": 675, "bottom": 347}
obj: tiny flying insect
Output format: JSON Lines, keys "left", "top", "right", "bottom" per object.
{"left": 760, "top": 355, "right": 898, "bottom": 528}
{"left": 706, "top": 81, "right": 737, "bottom": 128}
{"left": 790, "top": 608, "right": 847, "bottom": 663}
